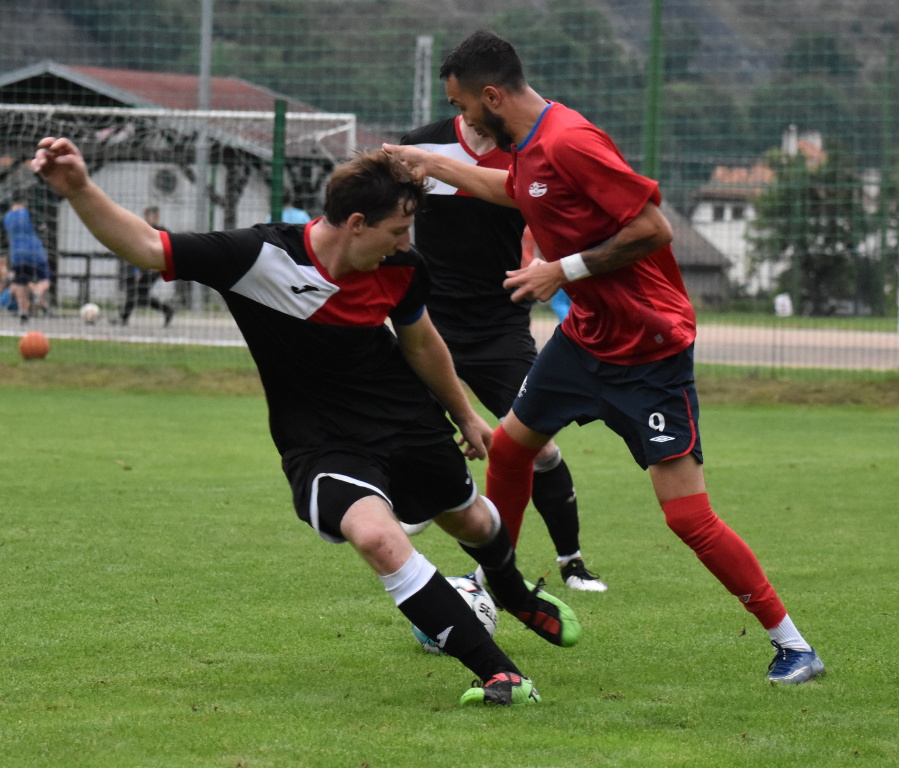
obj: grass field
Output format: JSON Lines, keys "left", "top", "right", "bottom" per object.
{"left": 1, "top": 364, "right": 897, "bottom": 767}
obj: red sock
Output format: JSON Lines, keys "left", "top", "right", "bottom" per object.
{"left": 662, "top": 493, "right": 786, "bottom": 629}
{"left": 486, "top": 425, "right": 541, "bottom": 546}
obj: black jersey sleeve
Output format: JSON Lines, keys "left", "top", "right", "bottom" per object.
{"left": 400, "top": 117, "right": 457, "bottom": 146}
{"left": 167, "top": 227, "right": 272, "bottom": 292}
{"left": 389, "top": 246, "right": 430, "bottom": 324}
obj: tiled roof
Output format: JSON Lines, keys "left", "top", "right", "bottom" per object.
{"left": 694, "top": 163, "right": 774, "bottom": 200}
{"left": 0, "top": 60, "right": 388, "bottom": 154}
{"left": 67, "top": 65, "right": 320, "bottom": 113}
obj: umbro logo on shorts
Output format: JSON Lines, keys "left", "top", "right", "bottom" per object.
{"left": 649, "top": 435, "right": 675, "bottom": 443}
{"left": 291, "top": 284, "right": 321, "bottom": 295}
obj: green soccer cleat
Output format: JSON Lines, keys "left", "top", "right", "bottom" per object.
{"left": 460, "top": 672, "right": 541, "bottom": 706}
{"left": 508, "top": 578, "right": 583, "bottom": 648}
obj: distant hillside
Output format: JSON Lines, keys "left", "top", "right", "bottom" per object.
{"left": 2, "top": 0, "right": 895, "bottom": 84}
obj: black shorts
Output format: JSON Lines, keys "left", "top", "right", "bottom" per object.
{"left": 281, "top": 436, "right": 478, "bottom": 543}
{"left": 442, "top": 325, "right": 537, "bottom": 420}
{"left": 12, "top": 262, "right": 50, "bottom": 284}
{"left": 513, "top": 326, "right": 703, "bottom": 470}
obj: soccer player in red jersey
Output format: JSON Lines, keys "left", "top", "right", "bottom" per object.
{"left": 400, "top": 115, "right": 606, "bottom": 593}
{"left": 385, "top": 30, "right": 824, "bottom": 685}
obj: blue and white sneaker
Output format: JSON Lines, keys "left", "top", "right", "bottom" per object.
{"left": 766, "top": 641, "right": 825, "bottom": 684}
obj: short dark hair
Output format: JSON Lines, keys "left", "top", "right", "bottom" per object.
{"left": 323, "top": 150, "right": 427, "bottom": 226}
{"left": 439, "top": 30, "right": 526, "bottom": 93}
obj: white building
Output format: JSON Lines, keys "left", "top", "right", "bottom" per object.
{"left": 689, "top": 163, "right": 777, "bottom": 295}
{"left": 690, "top": 129, "right": 828, "bottom": 296}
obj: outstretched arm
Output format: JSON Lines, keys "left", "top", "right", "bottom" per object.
{"left": 31, "top": 137, "right": 165, "bottom": 270}
{"left": 503, "top": 200, "right": 674, "bottom": 302}
{"left": 394, "top": 310, "right": 492, "bottom": 460}
{"left": 383, "top": 143, "right": 516, "bottom": 208}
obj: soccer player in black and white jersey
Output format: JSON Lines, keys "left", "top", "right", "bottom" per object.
{"left": 401, "top": 116, "right": 607, "bottom": 593}
{"left": 32, "top": 136, "right": 584, "bottom": 707}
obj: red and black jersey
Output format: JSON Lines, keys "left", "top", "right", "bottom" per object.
{"left": 160, "top": 221, "right": 453, "bottom": 456}
{"left": 401, "top": 116, "right": 529, "bottom": 343}
{"left": 507, "top": 102, "right": 696, "bottom": 366}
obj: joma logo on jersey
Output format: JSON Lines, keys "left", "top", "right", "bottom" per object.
{"left": 528, "top": 182, "right": 548, "bottom": 198}
{"left": 291, "top": 284, "right": 320, "bottom": 295}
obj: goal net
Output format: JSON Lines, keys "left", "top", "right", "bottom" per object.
{"left": 1, "top": 103, "right": 355, "bottom": 346}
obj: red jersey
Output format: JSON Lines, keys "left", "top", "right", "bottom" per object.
{"left": 506, "top": 102, "right": 696, "bottom": 365}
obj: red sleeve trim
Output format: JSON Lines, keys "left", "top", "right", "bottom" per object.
{"left": 158, "top": 230, "right": 176, "bottom": 281}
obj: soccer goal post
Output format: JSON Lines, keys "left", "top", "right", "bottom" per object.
{"left": 1, "top": 103, "right": 355, "bottom": 318}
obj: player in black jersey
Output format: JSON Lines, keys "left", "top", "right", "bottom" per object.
{"left": 401, "top": 116, "right": 607, "bottom": 592}
{"left": 32, "top": 136, "right": 584, "bottom": 707}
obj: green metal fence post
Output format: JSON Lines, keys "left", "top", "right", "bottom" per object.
{"left": 271, "top": 98, "right": 287, "bottom": 223}
{"left": 642, "top": 0, "right": 663, "bottom": 180}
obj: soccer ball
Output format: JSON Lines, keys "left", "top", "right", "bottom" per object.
{"left": 411, "top": 575, "right": 498, "bottom": 655}
{"left": 79, "top": 302, "right": 101, "bottom": 324}
{"left": 19, "top": 331, "right": 50, "bottom": 359}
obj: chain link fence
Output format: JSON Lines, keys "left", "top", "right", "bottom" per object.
{"left": 1, "top": 0, "right": 896, "bottom": 373}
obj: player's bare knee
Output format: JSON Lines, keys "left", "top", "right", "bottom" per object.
{"left": 341, "top": 498, "right": 411, "bottom": 569}
{"left": 439, "top": 495, "right": 500, "bottom": 547}
{"left": 347, "top": 524, "right": 412, "bottom": 574}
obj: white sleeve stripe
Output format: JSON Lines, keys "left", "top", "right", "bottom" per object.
{"left": 412, "top": 142, "right": 477, "bottom": 196}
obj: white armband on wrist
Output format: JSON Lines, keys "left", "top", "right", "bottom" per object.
{"left": 559, "top": 252, "right": 590, "bottom": 282}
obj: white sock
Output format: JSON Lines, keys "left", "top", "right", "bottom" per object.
{"left": 767, "top": 614, "right": 812, "bottom": 652}
{"left": 556, "top": 550, "right": 582, "bottom": 566}
{"left": 379, "top": 550, "right": 436, "bottom": 606}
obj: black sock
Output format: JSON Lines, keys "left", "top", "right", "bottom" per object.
{"left": 397, "top": 572, "right": 519, "bottom": 680}
{"left": 459, "top": 522, "right": 534, "bottom": 613}
{"left": 532, "top": 458, "right": 581, "bottom": 558}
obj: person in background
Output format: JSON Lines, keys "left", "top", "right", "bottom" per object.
{"left": 117, "top": 206, "right": 175, "bottom": 327}
{"left": 401, "top": 117, "right": 606, "bottom": 592}
{"left": 267, "top": 189, "right": 312, "bottom": 225}
{"left": 522, "top": 226, "right": 571, "bottom": 323}
{"left": 2, "top": 191, "right": 52, "bottom": 323}
{"left": 385, "top": 29, "right": 824, "bottom": 685}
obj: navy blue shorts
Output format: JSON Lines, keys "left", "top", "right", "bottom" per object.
{"left": 12, "top": 262, "right": 50, "bottom": 284}
{"left": 281, "top": 437, "right": 478, "bottom": 543}
{"left": 512, "top": 326, "right": 703, "bottom": 470}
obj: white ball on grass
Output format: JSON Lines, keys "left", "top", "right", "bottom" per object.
{"left": 80, "top": 302, "right": 101, "bottom": 324}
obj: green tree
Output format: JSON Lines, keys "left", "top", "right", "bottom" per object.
{"left": 63, "top": 0, "right": 195, "bottom": 71}
{"left": 663, "top": 19, "right": 702, "bottom": 83}
{"left": 747, "top": 79, "right": 849, "bottom": 156}
{"left": 782, "top": 32, "right": 861, "bottom": 77}
{"left": 661, "top": 82, "right": 750, "bottom": 157}
{"left": 750, "top": 145, "right": 873, "bottom": 315}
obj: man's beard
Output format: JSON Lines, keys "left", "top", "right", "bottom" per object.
{"left": 481, "top": 103, "right": 515, "bottom": 152}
